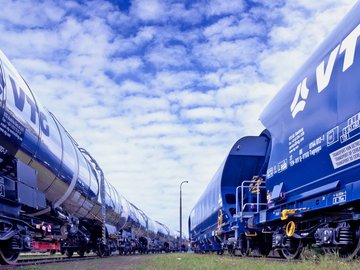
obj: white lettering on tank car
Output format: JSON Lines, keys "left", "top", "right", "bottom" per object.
{"left": 278, "top": 159, "right": 288, "bottom": 173}
{"left": 330, "top": 138, "right": 360, "bottom": 169}
{"left": 291, "top": 23, "right": 360, "bottom": 119}
{"left": 309, "top": 135, "right": 325, "bottom": 149}
{"left": 273, "top": 209, "right": 280, "bottom": 217}
{"left": 0, "top": 145, "right": 7, "bottom": 155}
{"left": 289, "top": 128, "right": 305, "bottom": 154}
{"left": 340, "top": 112, "right": 360, "bottom": 143}
{"left": 266, "top": 167, "right": 274, "bottom": 179}
{"left": 327, "top": 126, "right": 339, "bottom": 146}
{"left": 316, "top": 45, "right": 340, "bottom": 93}
{"left": 332, "top": 191, "right": 346, "bottom": 205}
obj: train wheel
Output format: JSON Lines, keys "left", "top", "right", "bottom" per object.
{"left": 65, "top": 249, "right": 74, "bottom": 258}
{"left": 258, "top": 242, "right": 271, "bottom": 257}
{"left": 258, "top": 236, "right": 272, "bottom": 257}
{"left": 77, "top": 249, "right": 85, "bottom": 257}
{"left": 0, "top": 247, "right": 20, "bottom": 265}
{"left": 245, "top": 238, "right": 253, "bottom": 256}
{"left": 216, "top": 250, "right": 224, "bottom": 255}
{"left": 337, "top": 226, "right": 360, "bottom": 259}
{"left": 278, "top": 238, "right": 303, "bottom": 259}
{"left": 97, "top": 245, "right": 105, "bottom": 257}
{"left": 228, "top": 247, "right": 235, "bottom": 256}
{"left": 236, "top": 235, "right": 248, "bottom": 256}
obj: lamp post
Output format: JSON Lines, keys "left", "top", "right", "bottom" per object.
{"left": 179, "top": 180, "right": 188, "bottom": 251}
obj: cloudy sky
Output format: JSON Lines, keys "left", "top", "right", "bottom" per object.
{"left": 0, "top": 0, "right": 356, "bottom": 235}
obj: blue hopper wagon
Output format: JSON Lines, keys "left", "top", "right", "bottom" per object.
{"left": 189, "top": 1, "right": 360, "bottom": 259}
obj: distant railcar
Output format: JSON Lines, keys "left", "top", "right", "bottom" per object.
{"left": 189, "top": 131, "right": 271, "bottom": 255}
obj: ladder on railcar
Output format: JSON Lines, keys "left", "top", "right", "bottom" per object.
{"left": 232, "top": 176, "right": 267, "bottom": 239}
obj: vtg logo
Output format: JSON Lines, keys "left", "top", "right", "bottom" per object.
{"left": 290, "top": 78, "right": 309, "bottom": 119}
{"left": 9, "top": 76, "right": 50, "bottom": 136}
{"left": 290, "top": 23, "right": 360, "bottom": 119}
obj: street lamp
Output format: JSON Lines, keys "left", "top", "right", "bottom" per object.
{"left": 179, "top": 180, "right": 189, "bottom": 251}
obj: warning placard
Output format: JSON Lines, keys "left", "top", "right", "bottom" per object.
{"left": 330, "top": 138, "right": 360, "bottom": 169}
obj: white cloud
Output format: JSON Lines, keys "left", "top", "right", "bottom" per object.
{"left": 121, "top": 95, "right": 170, "bottom": 114}
{"left": 0, "top": 1, "right": 64, "bottom": 27}
{"left": 259, "top": 49, "right": 307, "bottom": 85}
{"left": 206, "top": 0, "right": 245, "bottom": 17}
{"left": 145, "top": 44, "right": 191, "bottom": 69}
{"left": 194, "top": 38, "right": 265, "bottom": 68}
{"left": 151, "top": 70, "right": 200, "bottom": 92}
{"left": 12, "top": 57, "right": 63, "bottom": 75}
{"left": 168, "top": 90, "right": 215, "bottom": 107}
{"left": 132, "top": 111, "right": 177, "bottom": 125}
{"left": 108, "top": 57, "right": 144, "bottom": 75}
{"left": 204, "top": 16, "right": 264, "bottom": 42}
{"left": 190, "top": 121, "right": 238, "bottom": 135}
{"left": 215, "top": 82, "right": 276, "bottom": 108}
{"left": 181, "top": 107, "right": 229, "bottom": 121}
{"left": 130, "top": 0, "right": 167, "bottom": 22}
{"left": 118, "top": 80, "right": 147, "bottom": 94}
{"left": 167, "top": 2, "right": 204, "bottom": 24}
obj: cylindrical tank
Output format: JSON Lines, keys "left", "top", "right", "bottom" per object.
{"left": 147, "top": 218, "right": 158, "bottom": 239}
{"left": 128, "top": 203, "right": 148, "bottom": 237}
{"left": 0, "top": 50, "right": 125, "bottom": 231}
{"left": 155, "top": 221, "right": 170, "bottom": 241}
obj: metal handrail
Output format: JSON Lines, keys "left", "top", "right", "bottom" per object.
{"left": 242, "top": 202, "right": 267, "bottom": 211}
{"left": 235, "top": 180, "right": 266, "bottom": 220}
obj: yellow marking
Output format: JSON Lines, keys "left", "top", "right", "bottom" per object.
{"left": 286, "top": 221, "right": 296, "bottom": 237}
{"left": 215, "top": 209, "right": 223, "bottom": 236}
{"left": 281, "top": 208, "right": 308, "bottom": 220}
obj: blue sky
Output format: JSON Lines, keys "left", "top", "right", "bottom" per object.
{"left": 0, "top": 0, "right": 356, "bottom": 234}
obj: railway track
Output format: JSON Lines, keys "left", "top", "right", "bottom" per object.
{"left": 0, "top": 251, "right": 301, "bottom": 269}
{"left": 1, "top": 254, "right": 98, "bottom": 268}
{"left": 197, "top": 248, "right": 332, "bottom": 263}
{"left": 193, "top": 250, "right": 294, "bottom": 263}
{"left": 240, "top": 255, "right": 289, "bottom": 263}
{"left": 0, "top": 251, "right": 180, "bottom": 268}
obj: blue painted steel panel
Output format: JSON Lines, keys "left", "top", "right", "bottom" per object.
{"left": 189, "top": 132, "right": 270, "bottom": 239}
{"left": 260, "top": 2, "right": 360, "bottom": 208}
{"left": 190, "top": 162, "right": 222, "bottom": 232}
